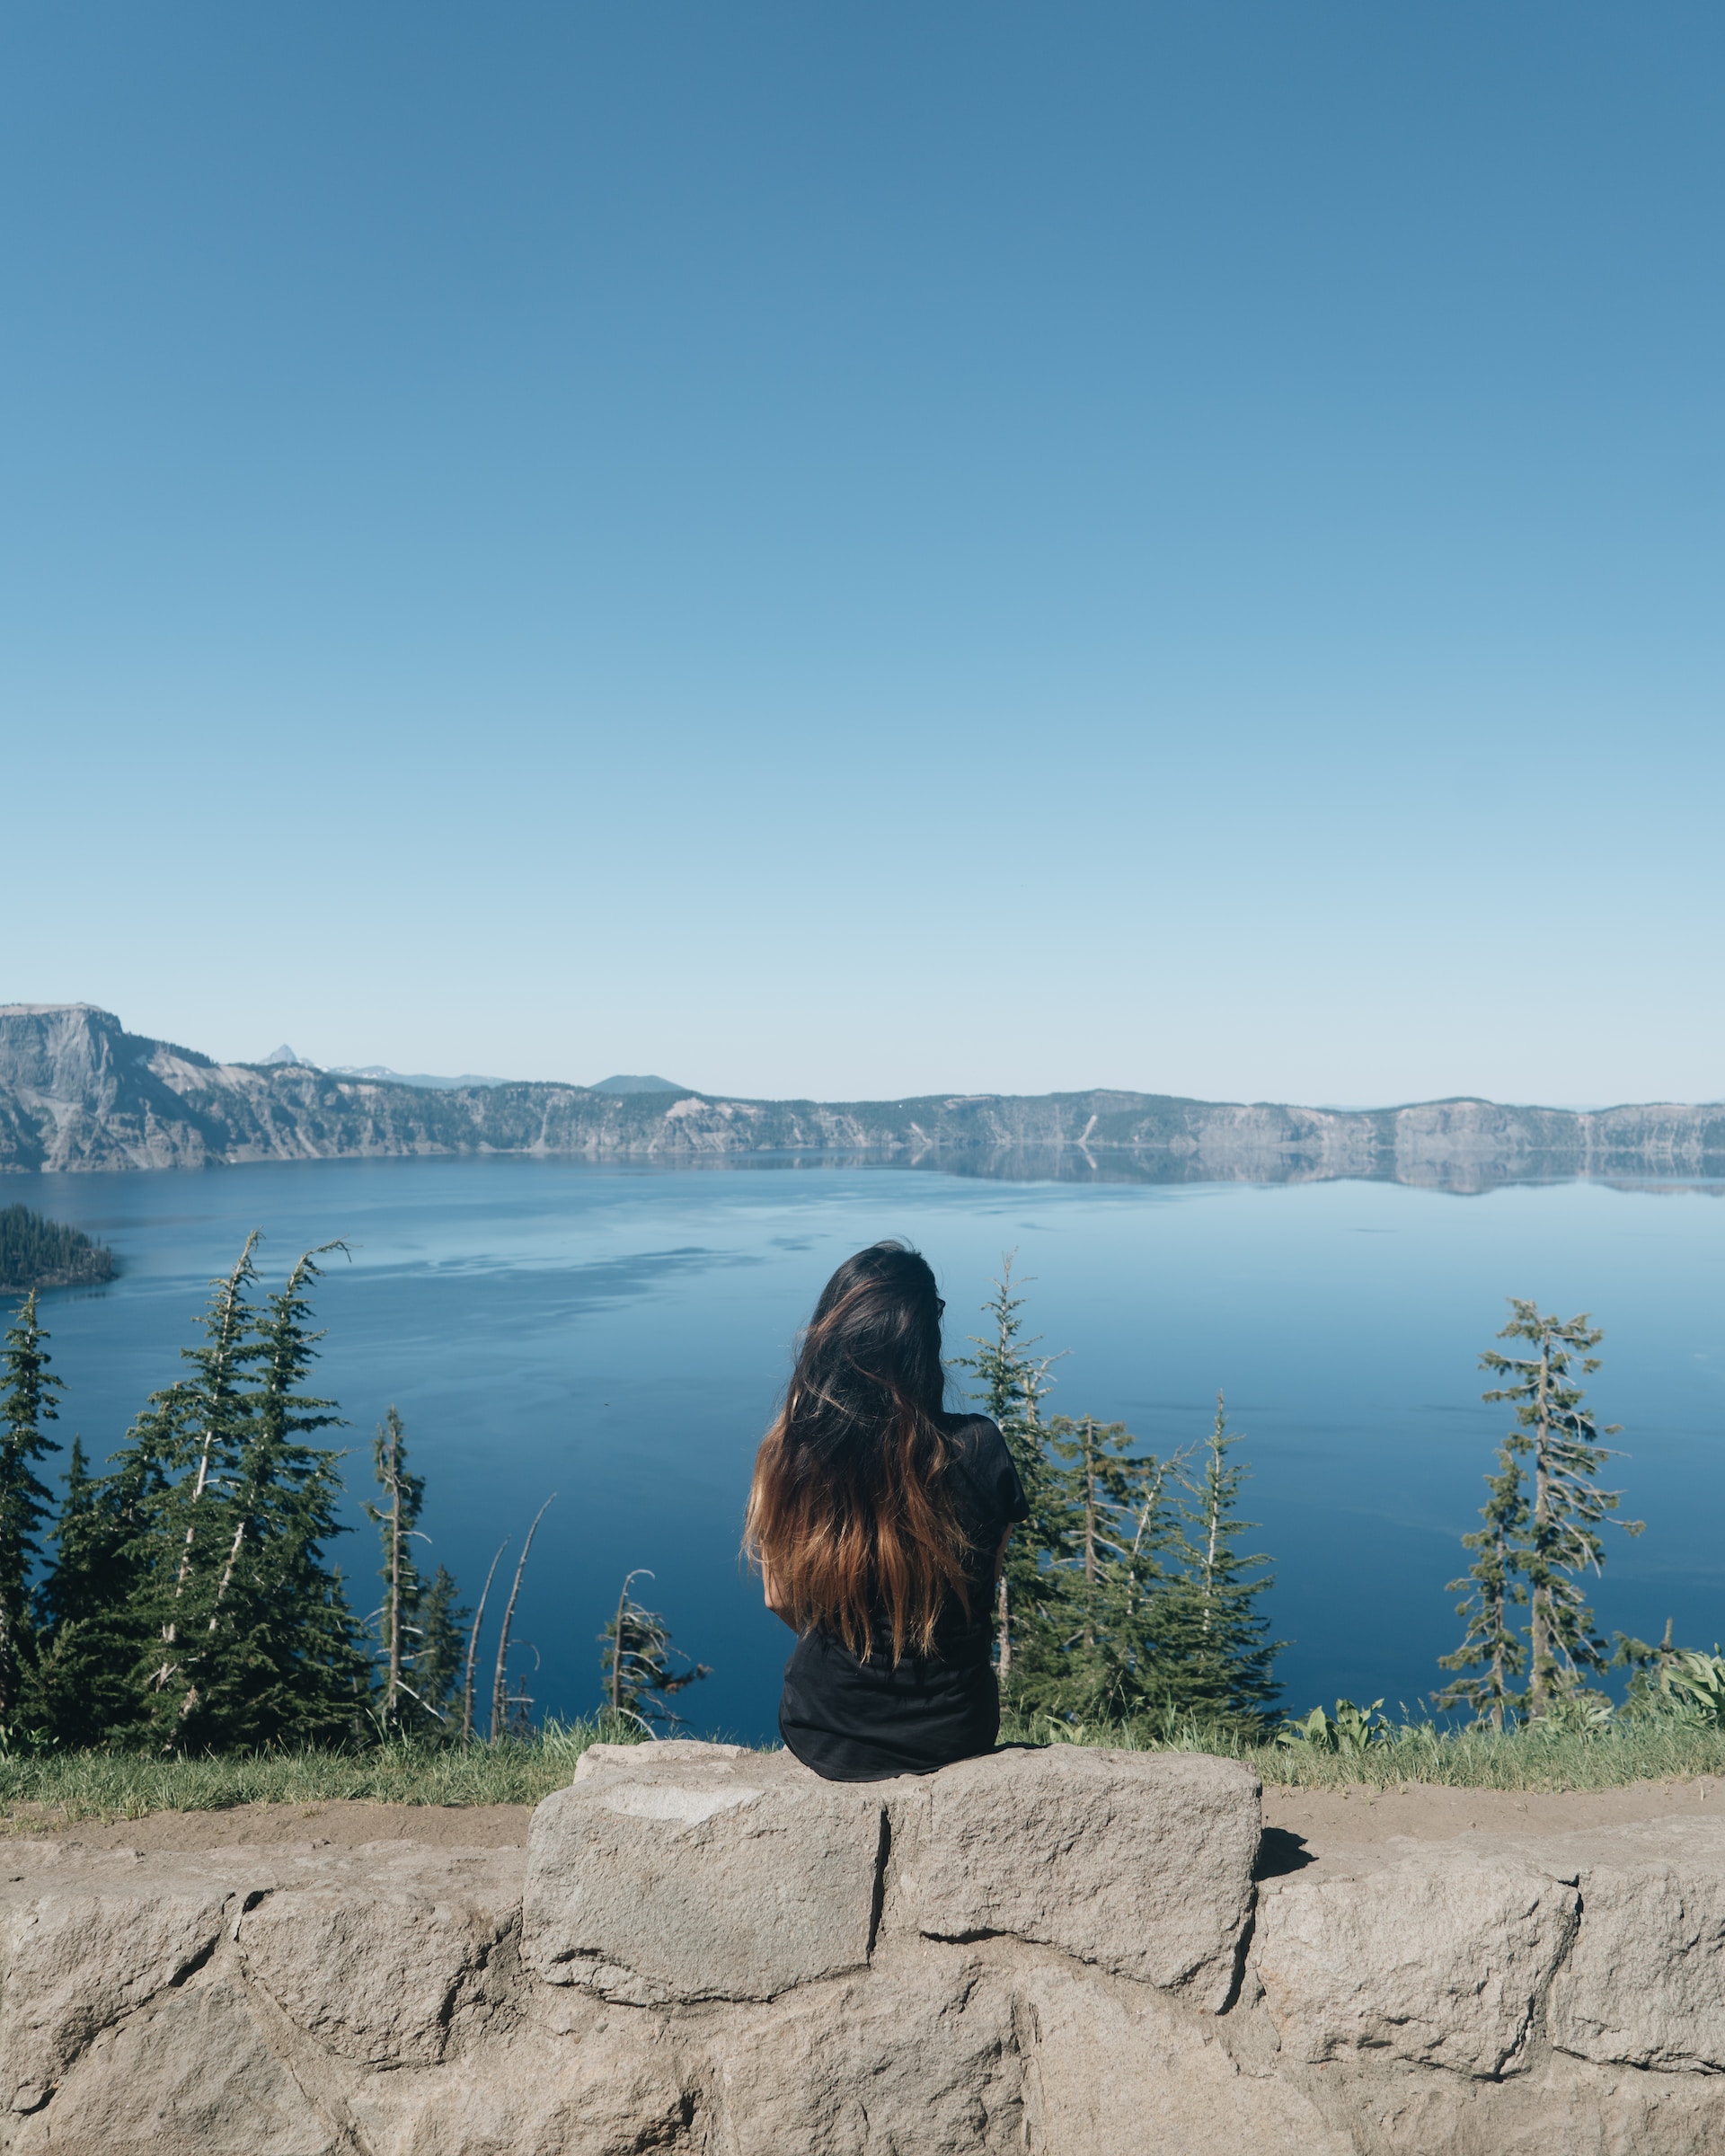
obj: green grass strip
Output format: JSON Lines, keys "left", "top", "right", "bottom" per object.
{"left": 5, "top": 1711, "right": 1724, "bottom": 1827}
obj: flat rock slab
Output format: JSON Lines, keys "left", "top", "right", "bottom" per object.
{"left": 1258, "top": 1776, "right": 1725, "bottom": 1881}
{"left": 1538, "top": 1817, "right": 1725, "bottom": 2072}
{"left": 526, "top": 1742, "right": 1260, "bottom": 2014}
{"left": 889, "top": 1748, "right": 1261, "bottom": 2009}
{"left": 234, "top": 1844, "right": 526, "bottom": 2065}
{"left": 1253, "top": 1846, "right": 1579, "bottom": 2077}
{"left": 525, "top": 1747, "right": 884, "bottom": 2004}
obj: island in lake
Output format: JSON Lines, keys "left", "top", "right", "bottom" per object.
{"left": 0, "top": 1202, "right": 116, "bottom": 1290}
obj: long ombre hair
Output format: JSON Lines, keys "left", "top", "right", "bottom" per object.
{"left": 745, "top": 1241, "right": 972, "bottom": 1664}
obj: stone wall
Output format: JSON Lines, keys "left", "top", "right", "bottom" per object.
{"left": 4, "top": 1741, "right": 1723, "bottom": 2153}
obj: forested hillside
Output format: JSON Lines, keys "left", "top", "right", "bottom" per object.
{"left": 0, "top": 1206, "right": 114, "bottom": 1290}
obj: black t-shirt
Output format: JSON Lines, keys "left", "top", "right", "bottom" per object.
{"left": 778, "top": 1413, "right": 1030, "bottom": 1782}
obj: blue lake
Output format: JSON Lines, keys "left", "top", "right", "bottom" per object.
{"left": 9, "top": 1157, "right": 1725, "bottom": 1739}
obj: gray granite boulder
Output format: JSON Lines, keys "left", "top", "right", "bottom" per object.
{"left": 1544, "top": 1817, "right": 1725, "bottom": 2072}
{"left": 888, "top": 1746, "right": 1261, "bottom": 2008}
{"left": 234, "top": 1844, "right": 525, "bottom": 2065}
{"left": 0, "top": 1861, "right": 235, "bottom": 2115}
{"left": 1252, "top": 1843, "right": 1579, "bottom": 2076}
{"left": 524, "top": 1745, "right": 884, "bottom": 2004}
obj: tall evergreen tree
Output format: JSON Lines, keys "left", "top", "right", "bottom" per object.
{"left": 129, "top": 1235, "right": 263, "bottom": 1747}
{"left": 193, "top": 1244, "right": 367, "bottom": 1746}
{"left": 414, "top": 1565, "right": 469, "bottom": 1730}
{"left": 101, "top": 1235, "right": 368, "bottom": 1751}
{"left": 1153, "top": 1395, "right": 1282, "bottom": 1727}
{"left": 364, "top": 1405, "right": 470, "bottom": 1736}
{"left": 959, "top": 1272, "right": 1281, "bottom": 1728}
{"left": 953, "top": 1257, "right": 1066, "bottom": 1684}
{"left": 0, "top": 1294, "right": 62, "bottom": 1720}
{"left": 1032, "top": 1414, "right": 1177, "bottom": 1716}
{"left": 365, "top": 1405, "right": 428, "bottom": 1735}
{"left": 1440, "top": 1301, "right": 1640, "bottom": 1720}
{"left": 29, "top": 1436, "right": 160, "bottom": 1745}
{"left": 1436, "top": 1432, "right": 1529, "bottom": 1726}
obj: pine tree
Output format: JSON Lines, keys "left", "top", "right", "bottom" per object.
{"left": 28, "top": 1436, "right": 160, "bottom": 1745}
{"left": 1093, "top": 1437, "right": 1186, "bottom": 1714}
{"left": 957, "top": 1271, "right": 1283, "bottom": 1729}
{"left": 0, "top": 1294, "right": 62, "bottom": 1720}
{"left": 953, "top": 1256, "right": 1067, "bottom": 1686}
{"left": 1034, "top": 1415, "right": 1178, "bottom": 1716}
{"left": 1445, "top": 1301, "right": 1641, "bottom": 1720}
{"left": 95, "top": 1235, "right": 369, "bottom": 1751}
{"left": 363, "top": 1406, "right": 472, "bottom": 1737}
{"left": 365, "top": 1406, "right": 428, "bottom": 1735}
{"left": 196, "top": 1245, "right": 367, "bottom": 1746}
{"left": 1154, "top": 1395, "right": 1282, "bottom": 1727}
{"left": 600, "top": 1569, "right": 711, "bottom": 1730}
{"left": 130, "top": 1235, "right": 264, "bottom": 1747}
{"left": 1436, "top": 1430, "right": 1529, "bottom": 1726}
{"left": 413, "top": 1565, "right": 469, "bottom": 1731}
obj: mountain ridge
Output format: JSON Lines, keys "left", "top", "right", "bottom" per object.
{"left": 2, "top": 1003, "right": 1721, "bottom": 1191}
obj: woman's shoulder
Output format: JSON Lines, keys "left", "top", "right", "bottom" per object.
{"left": 938, "top": 1409, "right": 1005, "bottom": 1465}
{"left": 938, "top": 1413, "right": 1030, "bottom": 1522}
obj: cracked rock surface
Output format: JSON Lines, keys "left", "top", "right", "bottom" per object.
{"left": 4, "top": 1747, "right": 1725, "bottom": 2152}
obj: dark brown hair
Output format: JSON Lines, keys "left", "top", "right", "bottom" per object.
{"left": 744, "top": 1241, "right": 971, "bottom": 1663}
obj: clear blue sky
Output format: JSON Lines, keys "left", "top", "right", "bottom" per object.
{"left": 5, "top": 4, "right": 1721, "bottom": 1104}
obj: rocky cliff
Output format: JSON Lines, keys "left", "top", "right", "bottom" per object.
{"left": 8, "top": 1741, "right": 1725, "bottom": 2154}
{"left": 4, "top": 1003, "right": 1722, "bottom": 1188}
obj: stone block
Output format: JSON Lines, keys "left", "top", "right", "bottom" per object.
{"left": 234, "top": 1844, "right": 524, "bottom": 2065}
{"left": 1545, "top": 1819, "right": 1725, "bottom": 2071}
{"left": 0, "top": 1863, "right": 234, "bottom": 2112}
{"left": 889, "top": 1747, "right": 1259, "bottom": 2008}
{"left": 9, "top": 1975, "right": 342, "bottom": 2156}
{"left": 524, "top": 1745, "right": 884, "bottom": 2004}
{"left": 706, "top": 1953, "right": 1022, "bottom": 2156}
{"left": 345, "top": 2025, "right": 697, "bottom": 2156}
{"left": 1018, "top": 1962, "right": 1351, "bottom": 2156}
{"left": 573, "top": 1738, "right": 748, "bottom": 1780}
{"left": 1253, "top": 1847, "right": 1578, "bottom": 2077}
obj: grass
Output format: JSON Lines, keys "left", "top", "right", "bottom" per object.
{"left": 4, "top": 1710, "right": 1724, "bottom": 1829}
{"left": 1002, "top": 1709, "right": 1725, "bottom": 1794}
{"left": 0, "top": 1716, "right": 649, "bottom": 1830}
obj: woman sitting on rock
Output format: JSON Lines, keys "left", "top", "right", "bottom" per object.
{"left": 746, "top": 1240, "right": 1028, "bottom": 1780}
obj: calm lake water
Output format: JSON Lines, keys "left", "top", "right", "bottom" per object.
{"left": 10, "top": 1157, "right": 1725, "bottom": 1739}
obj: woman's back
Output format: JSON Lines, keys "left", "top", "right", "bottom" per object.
{"left": 777, "top": 1409, "right": 1026, "bottom": 1780}
{"left": 746, "top": 1242, "right": 1029, "bottom": 1782}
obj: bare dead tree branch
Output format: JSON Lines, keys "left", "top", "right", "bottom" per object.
{"left": 491, "top": 1494, "right": 556, "bottom": 1742}
{"left": 463, "top": 1540, "right": 509, "bottom": 1743}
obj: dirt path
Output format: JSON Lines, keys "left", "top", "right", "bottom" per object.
{"left": 10, "top": 1773, "right": 1723, "bottom": 1866}
{"left": 8, "top": 1798, "right": 535, "bottom": 1852}
{"left": 1262, "top": 1773, "right": 1725, "bottom": 1877}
